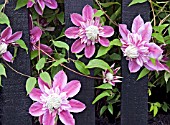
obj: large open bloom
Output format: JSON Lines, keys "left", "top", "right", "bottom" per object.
{"left": 0, "top": 27, "right": 22, "bottom": 62}
{"left": 27, "top": 0, "right": 58, "bottom": 15}
{"left": 119, "top": 15, "right": 169, "bottom": 73}
{"left": 29, "top": 70, "right": 86, "bottom": 125}
{"left": 65, "top": 5, "right": 114, "bottom": 58}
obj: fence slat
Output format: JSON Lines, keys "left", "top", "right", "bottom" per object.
{"left": 121, "top": 0, "right": 150, "bottom": 125}
{"left": 64, "top": 1, "right": 95, "bottom": 125}
{"left": 0, "top": 1, "right": 32, "bottom": 125}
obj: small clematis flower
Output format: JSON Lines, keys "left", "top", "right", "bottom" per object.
{"left": 29, "top": 70, "right": 86, "bottom": 125}
{"left": 119, "top": 15, "right": 169, "bottom": 73}
{"left": 27, "top": 0, "right": 58, "bottom": 15}
{"left": 0, "top": 27, "right": 22, "bottom": 62}
{"left": 65, "top": 5, "right": 114, "bottom": 58}
{"left": 103, "top": 64, "right": 122, "bottom": 86}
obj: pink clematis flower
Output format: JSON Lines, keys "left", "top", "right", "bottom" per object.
{"left": 0, "top": 27, "right": 22, "bottom": 62}
{"left": 65, "top": 5, "right": 114, "bottom": 58}
{"left": 119, "top": 15, "right": 169, "bottom": 73}
{"left": 103, "top": 64, "right": 122, "bottom": 86}
{"left": 27, "top": 0, "right": 58, "bottom": 15}
{"left": 29, "top": 70, "right": 86, "bottom": 125}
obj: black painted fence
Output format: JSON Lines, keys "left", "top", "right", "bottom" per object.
{"left": 0, "top": 0, "right": 149, "bottom": 125}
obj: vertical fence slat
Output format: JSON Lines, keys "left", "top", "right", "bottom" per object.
{"left": 0, "top": 1, "right": 32, "bottom": 125}
{"left": 121, "top": 1, "right": 150, "bottom": 125}
{"left": 64, "top": 1, "right": 95, "bottom": 125}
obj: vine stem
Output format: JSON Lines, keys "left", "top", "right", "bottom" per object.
{"left": 149, "top": 0, "right": 156, "bottom": 26}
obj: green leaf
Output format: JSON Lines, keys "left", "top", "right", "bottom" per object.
{"left": 162, "top": 102, "right": 169, "bottom": 112}
{"left": 31, "top": 50, "right": 38, "bottom": 60}
{"left": 150, "top": 58, "right": 156, "bottom": 65}
{"left": 152, "top": 33, "right": 165, "bottom": 43}
{"left": 15, "top": 0, "right": 28, "bottom": 10}
{"left": 16, "top": 39, "right": 28, "bottom": 53}
{"left": 110, "top": 39, "right": 122, "bottom": 46}
{"left": 40, "top": 72, "right": 51, "bottom": 85}
{"left": 100, "top": 106, "right": 107, "bottom": 116}
{"left": 92, "top": 90, "right": 111, "bottom": 104}
{"left": 96, "top": 46, "right": 112, "bottom": 58}
{"left": 36, "top": 58, "right": 46, "bottom": 71}
{"left": 53, "top": 41, "right": 69, "bottom": 51}
{"left": 153, "top": 106, "right": 158, "bottom": 117}
{"left": 86, "top": 59, "right": 112, "bottom": 73}
{"left": 0, "top": 12, "right": 10, "bottom": 26}
{"left": 0, "top": 4, "right": 4, "bottom": 12}
{"left": 94, "top": 10, "right": 104, "bottom": 17}
{"left": 164, "top": 72, "right": 170, "bottom": 83}
{"left": 49, "top": 58, "right": 67, "bottom": 69}
{"left": 166, "top": 80, "right": 170, "bottom": 93}
{"left": 26, "top": 77, "right": 36, "bottom": 94}
{"left": 57, "top": 12, "right": 64, "bottom": 25}
{"left": 0, "top": 63, "right": 6, "bottom": 77}
{"left": 155, "top": 102, "right": 161, "bottom": 108}
{"left": 129, "top": 0, "right": 147, "bottom": 6}
{"left": 101, "top": 2, "right": 120, "bottom": 8}
{"left": 153, "top": 24, "right": 169, "bottom": 34}
{"left": 0, "top": 76, "right": 2, "bottom": 87}
{"left": 75, "top": 54, "right": 84, "bottom": 59}
{"left": 108, "top": 104, "right": 113, "bottom": 115}
{"left": 96, "top": 83, "right": 112, "bottom": 89}
{"left": 109, "top": 7, "right": 121, "bottom": 23}
{"left": 75, "top": 60, "right": 90, "bottom": 75}
{"left": 148, "top": 89, "right": 151, "bottom": 96}
{"left": 137, "top": 68, "right": 149, "bottom": 80}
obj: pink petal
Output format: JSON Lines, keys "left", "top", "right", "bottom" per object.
{"left": 7, "top": 31, "right": 22, "bottom": 43}
{"left": 30, "top": 26, "right": 42, "bottom": 44}
{"left": 53, "top": 70, "right": 67, "bottom": 90}
{"left": 62, "top": 80, "right": 81, "bottom": 98}
{"left": 101, "top": 26, "right": 114, "bottom": 37}
{"left": 42, "top": 110, "right": 56, "bottom": 125}
{"left": 144, "top": 60, "right": 166, "bottom": 71}
{"left": 65, "top": 27, "right": 79, "bottom": 39}
{"left": 71, "top": 13, "right": 84, "bottom": 26}
{"left": 40, "top": 44, "right": 53, "bottom": 55}
{"left": 34, "top": 3, "right": 43, "bottom": 15}
{"left": 59, "top": 110, "right": 75, "bottom": 125}
{"left": 27, "top": 1, "right": 34, "bottom": 8}
{"left": 82, "top": 5, "right": 94, "bottom": 20}
{"left": 71, "top": 39, "right": 85, "bottom": 53}
{"left": 84, "top": 45, "right": 95, "bottom": 58}
{"left": 2, "top": 51, "right": 13, "bottom": 63}
{"left": 128, "top": 60, "right": 141, "bottom": 73}
{"left": 29, "top": 14, "right": 33, "bottom": 30}
{"left": 1, "top": 27, "right": 12, "bottom": 40}
{"left": 132, "top": 15, "right": 144, "bottom": 33}
{"left": 39, "top": 115, "right": 43, "bottom": 124}
{"left": 29, "top": 102, "right": 45, "bottom": 116}
{"left": 38, "top": 77, "right": 50, "bottom": 92}
{"left": 119, "top": 24, "right": 130, "bottom": 39}
{"left": 99, "top": 37, "right": 110, "bottom": 47}
{"left": 44, "top": 0, "right": 58, "bottom": 9}
{"left": 68, "top": 99, "right": 86, "bottom": 113}
{"left": 37, "top": 0, "right": 45, "bottom": 10}
{"left": 29, "top": 88, "right": 43, "bottom": 102}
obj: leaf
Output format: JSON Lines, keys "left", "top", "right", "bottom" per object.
{"left": 109, "top": 7, "right": 121, "bottom": 23}
{"left": 86, "top": 59, "right": 112, "bottom": 73}
{"left": 36, "top": 58, "right": 46, "bottom": 71}
{"left": 164, "top": 72, "right": 170, "bottom": 83}
{"left": 94, "top": 10, "right": 104, "bottom": 17}
{"left": 26, "top": 77, "right": 37, "bottom": 94}
{"left": 0, "top": 76, "right": 2, "bottom": 87}
{"left": 101, "top": 2, "right": 120, "bottom": 8}
{"left": 148, "top": 89, "right": 151, "bottom": 96}
{"left": 162, "top": 102, "right": 169, "bottom": 112}
{"left": 75, "top": 60, "right": 90, "bottom": 75}
{"left": 57, "top": 12, "right": 64, "bottom": 25}
{"left": 0, "top": 12, "right": 10, "bottom": 26}
{"left": 0, "top": 4, "right": 4, "bottom": 12}
{"left": 150, "top": 58, "right": 156, "bottom": 65}
{"left": 110, "top": 39, "right": 122, "bottom": 46}
{"left": 16, "top": 39, "right": 28, "bottom": 53}
{"left": 40, "top": 72, "right": 51, "bottom": 85}
{"left": 129, "top": 0, "right": 147, "bottom": 6}
{"left": 100, "top": 106, "right": 107, "bottom": 116}
{"left": 0, "top": 63, "right": 6, "bottom": 77}
{"left": 92, "top": 90, "right": 111, "bottom": 104}
{"left": 152, "top": 33, "right": 165, "bottom": 43}
{"left": 53, "top": 41, "right": 69, "bottom": 51}
{"left": 166, "top": 80, "right": 170, "bottom": 93}
{"left": 137, "top": 68, "right": 149, "bottom": 80}
{"left": 153, "top": 24, "right": 169, "bottom": 34}
{"left": 153, "top": 106, "right": 158, "bottom": 117}
{"left": 108, "top": 104, "right": 113, "bottom": 115}
{"left": 31, "top": 50, "right": 38, "bottom": 60}
{"left": 49, "top": 58, "right": 67, "bottom": 69}
{"left": 155, "top": 102, "right": 161, "bottom": 108}
{"left": 15, "top": 0, "right": 28, "bottom": 10}
{"left": 96, "top": 46, "right": 112, "bottom": 58}
{"left": 96, "top": 83, "right": 112, "bottom": 89}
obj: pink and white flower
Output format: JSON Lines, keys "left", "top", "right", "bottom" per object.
{"left": 27, "top": 0, "right": 58, "bottom": 15}
{"left": 103, "top": 64, "right": 122, "bottom": 86}
{"left": 29, "top": 70, "right": 86, "bottom": 125}
{"left": 65, "top": 5, "right": 114, "bottom": 58}
{"left": 0, "top": 27, "right": 22, "bottom": 62}
{"left": 119, "top": 15, "right": 169, "bottom": 73}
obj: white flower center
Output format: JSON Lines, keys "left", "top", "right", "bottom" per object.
{"left": 46, "top": 93, "right": 62, "bottom": 111}
{"left": 0, "top": 43, "right": 7, "bottom": 55}
{"left": 106, "top": 72, "right": 114, "bottom": 81}
{"left": 125, "top": 45, "right": 139, "bottom": 58}
{"left": 85, "top": 25, "right": 99, "bottom": 41}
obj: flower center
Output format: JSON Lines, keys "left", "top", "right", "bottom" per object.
{"left": 0, "top": 43, "right": 7, "bottom": 55}
{"left": 125, "top": 45, "right": 139, "bottom": 58}
{"left": 46, "top": 93, "right": 62, "bottom": 111}
{"left": 106, "top": 72, "right": 114, "bottom": 81}
{"left": 85, "top": 25, "right": 99, "bottom": 42}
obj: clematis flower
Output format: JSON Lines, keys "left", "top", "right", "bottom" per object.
{"left": 0, "top": 27, "right": 22, "bottom": 62}
{"left": 29, "top": 15, "right": 52, "bottom": 55}
{"left": 65, "top": 5, "right": 114, "bottom": 58}
{"left": 29, "top": 70, "right": 86, "bottom": 125}
{"left": 27, "top": 0, "right": 58, "bottom": 15}
{"left": 103, "top": 63, "right": 122, "bottom": 86}
{"left": 119, "top": 15, "right": 169, "bottom": 73}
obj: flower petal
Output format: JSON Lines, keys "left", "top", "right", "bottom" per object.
{"left": 65, "top": 27, "right": 79, "bottom": 39}
{"left": 53, "top": 70, "right": 67, "bottom": 90}
{"left": 37, "top": 0, "right": 45, "bottom": 10}
{"left": 71, "top": 39, "right": 85, "bottom": 53}
{"left": 144, "top": 60, "right": 165, "bottom": 71}
{"left": 99, "top": 37, "right": 110, "bottom": 47}
{"left": 71, "top": 13, "right": 84, "bottom": 26}
{"left": 62, "top": 80, "right": 81, "bottom": 98}
{"left": 2, "top": 51, "right": 13, "bottom": 63}
{"left": 68, "top": 99, "right": 86, "bottom": 113}
{"left": 1, "top": 27, "right": 12, "bottom": 40}
{"left": 82, "top": 5, "right": 94, "bottom": 20}
{"left": 132, "top": 15, "right": 144, "bottom": 33}
{"left": 128, "top": 60, "right": 141, "bottom": 73}
{"left": 40, "top": 44, "right": 53, "bottom": 55}
{"left": 42, "top": 110, "right": 56, "bottom": 125}
{"left": 27, "top": 0, "right": 34, "bottom": 8}
{"left": 34, "top": 3, "right": 43, "bottom": 15}
{"left": 119, "top": 24, "right": 130, "bottom": 39}
{"left": 7, "top": 31, "right": 22, "bottom": 43}
{"left": 30, "top": 26, "right": 42, "bottom": 44}
{"left": 101, "top": 26, "right": 114, "bottom": 37}
{"left": 38, "top": 77, "right": 50, "bottom": 92}
{"left": 29, "top": 102, "right": 45, "bottom": 116}
{"left": 59, "top": 110, "right": 75, "bottom": 125}
{"left": 84, "top": 45, "right": 95, "bottom": 58}
{"left": 29, "top": 88, "right": 43, "bottom": 102}
{"left": 44, "top": 0, "right": 58, "bottom": 9}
